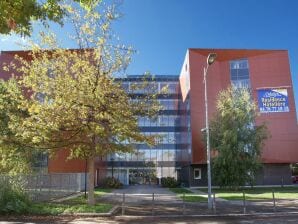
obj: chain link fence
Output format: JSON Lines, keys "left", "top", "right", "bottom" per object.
{"left": 0, "top": 173, "right": 86, "bottom": 202}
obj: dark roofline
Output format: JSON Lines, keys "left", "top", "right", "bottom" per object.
{"left": 116, "top": 75, "right": 179, "bottom": 82}
{"left": 188, "top": 48, "right": 288, "bottom": 52}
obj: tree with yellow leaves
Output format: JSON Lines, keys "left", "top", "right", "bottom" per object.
{"left": 0, "top": 0, "right": 98, "bottom": 36}
{"left": 4, "top": 1, "right": 162, "bottom": 205}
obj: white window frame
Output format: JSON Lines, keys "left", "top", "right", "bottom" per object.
{"left": 194, "top": 168, "right": 201, "bottom": 180}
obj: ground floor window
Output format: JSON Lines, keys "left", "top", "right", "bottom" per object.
{"left": 194, "top": 168, "right": 201, "bottom": 180}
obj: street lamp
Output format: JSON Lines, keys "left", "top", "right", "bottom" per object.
{"left": 110, "top": 157, "right": 114, "bottom": 178}
{"left": 84, "top": 159, "right": 87, "bottom": 198}
{"left": 203, "top": 52, "right": 217, "bottom": 209}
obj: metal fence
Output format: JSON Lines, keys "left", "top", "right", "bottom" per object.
{"left": 98, "top": 191, "right": 298, "bottom": 216}
{"left": 0, "top": 173, "right": 85, "bottom": 202}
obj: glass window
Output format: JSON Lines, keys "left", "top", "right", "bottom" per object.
{"left": 137, "top": 150, "right": 146, "bottom": 161}
{"left": 159, "top": 100, "right": 177, "bottom": 110}
{"left": 159, "top": 100, "right": 168, "bottom": 110}
{"left": 121, "top": 82, "right": 129, "bottom": 91}
{"left": 146, "top": 82, "right": 158, "bottom": 92}
{"left": 157, "top": 150, "right": 163, "bottom": 162}
{"left": 168, "top": 150, "right": 175, "bottom": 161}
{"left": 168, "top": 132, "right": 175, "bottom": 143}
{"left": 156, "top": 166, "right": 162, "bottom": 178}
{"left": 160, "top": 116, "right": 168, "bottom": 126}
{"left": 230, "top": 59, "right": 248, "bottom": 69}
{"left": 169, "top": 100, "right": 175, "bottom": 110}
{"left": 168, "top": 167, "right": 176, "bottom": 178}
{"left": 162, "top": 167, "right": 169, "bottom": 177}
{"left": 150, "top": 150, "right": 157, "bottom": 162}
{"left": 160, "top": 82, "right": 178, "bottom": 94}
{"left": 152, "top": 118, "right": 157, "bottom": 127}
{"left": 131, "top": 151, "right": 138, "bottom": 161}
{"left": 158, "top": 133, "right": 167, "bottom": 144}
{"left": 145, "top": 150, "right": 151, "bottom": 161}
{"left": 162, "top": 150, "right": 169, "bottom": 161}
{"left": 231, "top": 79, "right": 250, "bottom": 89}
{"left": 164, "top": 83, "right": 178, "bottom": 94}
{"left": 194, "top": 168, "right": 201, "bottom": 180}
{"left": 144, "top": 117, "right": 151, "bottom": 126}
{"left": 156, "top": 115, "right": 177, "bottom": 126}
{"left": 115, "top": 153, "right": 126, "bottom": 161}
{"left": 230, "top": 59, "right": 251, "bottom": 88}
{"left": 175, "top": 133, "right": 181, "bottom": 143}
{"left": 168, "top": 116, "right": 176, "bottom": 126}
{"left": 125, "top": 153, "right": 132, "bottom": 161}
{"left": 138, "top": 117, "right": 145, "bottom": 126}
{"left": 130, "top": 82, "right": 143, "bottom": 93}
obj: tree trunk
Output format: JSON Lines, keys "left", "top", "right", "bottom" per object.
{"left": 87, "top": 155, "right": 95, "bottom": 205}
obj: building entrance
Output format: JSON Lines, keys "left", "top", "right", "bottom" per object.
{"left": 129, "top": 168, "right": 157, "bottom": 185}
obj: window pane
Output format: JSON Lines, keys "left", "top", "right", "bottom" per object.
{"left": 168, "top": 149, "right": 175, "bottom": 161}
{"left": 194, "top": 168, "right": 201, "bottom": 179}
{"left": 230, "top": 59, "right": 250, "bottom": 89}
{"left": 150, "top": 150, "right": 157, "bottom": 162}
{"left": 157, "top": 150, "right": 163, "bottom": 161}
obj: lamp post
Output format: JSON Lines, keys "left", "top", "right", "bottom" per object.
{"left": 84, "top": 159, "right": 87, "bottom": 198}
{"left": 203, "top": 52, "right": 217, "bottom": 209}
{"left": 111, "top": 157, "right": 114, "bottom": 178}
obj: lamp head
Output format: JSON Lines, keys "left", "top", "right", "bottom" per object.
{"left": 207, "top": 53, "right": 217, "bottom": 65}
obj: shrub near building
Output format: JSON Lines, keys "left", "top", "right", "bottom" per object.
{"left": 100, "top": 177, "right": 123, "bottom": 189}
{"left": 161, "top": 177, "right": 179, "bottom": 188}
{"left": 0, "top": 178, "right": 31, "bottom": 214}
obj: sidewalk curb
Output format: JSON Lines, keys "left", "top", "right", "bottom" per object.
{"left": 115, "top": 211, "right": 298, "bottom": 218}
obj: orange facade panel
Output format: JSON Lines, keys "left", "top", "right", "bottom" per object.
{"left": 186, "top": 49, "right": 298, "bottom": 164}
{"left": 48, "top": 149, "right": 86, "bottom": 173}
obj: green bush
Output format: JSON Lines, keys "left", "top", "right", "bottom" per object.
{"left": 100, "top": 177, "right": 123, "bottom": 189}
{"left": 0, "top": 178, "right": 31, "bottom": 214}
{"left": 161, "top": 177, "right": 179, "bottom": 188}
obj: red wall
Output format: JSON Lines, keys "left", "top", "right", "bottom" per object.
{"left": 0, "top": 52, "right": 19, "bottom": 80}
{"left": 187, "top": 49, "right": 298, "bottom": 164}
{"left": 250, "top": 52, "right": 298, "bottom": 163}
{"left": 48, "top": 149, "right": 86, "bottom": 173}
{"left": 48, "top": 149, "right": 106, "bottom": 173}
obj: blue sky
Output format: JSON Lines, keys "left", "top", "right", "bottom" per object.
{"left": 1, "top": 0, "right": 298, "bottom": 116}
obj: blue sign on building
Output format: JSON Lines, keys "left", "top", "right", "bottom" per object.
{"left": 258, "top": 89, "right": 289, "bottom": 113}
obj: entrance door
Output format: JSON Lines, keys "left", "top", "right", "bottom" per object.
{"left": 129, "top": 168, "right": 157, "bottom": 185}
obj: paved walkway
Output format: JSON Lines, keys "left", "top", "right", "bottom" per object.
{"left": 98, "top": 185, "right": 298, "bottom": 216}
{"left": 100, "top": 185, "right": 182, "bottom": 204}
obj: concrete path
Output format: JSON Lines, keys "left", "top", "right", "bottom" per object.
{"left": 100, "top": 185, "right": 182, "bottom": 204}
{"left": 99, "top": 186, "right": 298, "bottom": 216}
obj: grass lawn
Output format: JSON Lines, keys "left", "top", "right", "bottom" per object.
{"left": 28, "top": 188, "right": 113, "bottom": 215}
{"left": 169, "top": 188, "right": 207, "bottom": 202}
{"left": 66, "top": 188, "right": 112, "bottom": 204}
{"left": 200, "top": 187, "right": 298, "bottom": 201}
{"left": 169, "top": 188, "right": 193, "bottom": 194}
